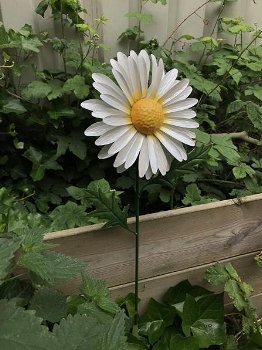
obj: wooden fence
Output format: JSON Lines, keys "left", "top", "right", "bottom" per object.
{"left": 0, "top": 0, "right": 262, "bottom": 64}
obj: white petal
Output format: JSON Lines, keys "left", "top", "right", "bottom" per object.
{"left": 113, "top": 133, "right": 138, "bottom": 167}
{"left": 129, "top": 51, "right": 142, "bottom": 99}
{"left": 92, "top": 109, "right": 125, "bottom": 119}
{"left": 145, "top": 165, "right": 153, "bottom": 180}
{"left": 138, "top": 51, "right": 149, "bottom": 97}
{"left": 95, "top": 125, "right": 130, "bottom": 146}
{"left": 138, "top": 137, "right": 149, "bottom": 178}
{"left": 152, "top": 136, "right": 168, "bottom": 176}
{"left": 160, "top": 125, "right": 195, "bottom": 146}
{"left": 156, "top": 68, "right": 178, "bottom": 99}
{"left": 112, "top": 69, "right": 133, "bottom": 105}
{"left": 108, "top": 128, "right": 137, "bottom": 155}
{"left": 93, "top": 82, "right": 130, "bottom": 106}
{"left": 164, "top": 86, "right": 192, "bottom": 106}
{"left": 161, "top": 79, "right": 189, "bottom": 105}
{"left": 92, "top": 73, "right": 129, "bottom": 105}
{"left": 147, "top": 136, "right": 158, "bottom": 174}
{"left": 81, "top": 99, "right": 108, "bottom": 111}
{"left": 139, "top": 50, "right": 150, "bottom": 79}
{"left": 125, "top": 133, "right": 144, "bottom": 169}
{"left": 165, "top": 118, "right": 199, "bottom": 128}
{"left": 148, "top": 56, "right": 164, "bottom": 98}
{"left": 101, "top": 94, "right": 129, "bottom": 113}
{"left": 167, "top": 110, "right": 196, "bottom": 119}
{"left": 103, "top": 115, "right": 131, "bottom": 126}
{"left": 116, "top": 164, "right": 126, "bottom": 174}
{"left": 84, "top": 122, "right": 114, "bottom": 136}
{"left": 165, "top": 98, "right": 198, "bottom": 113}
{"left": 98, "top": 145, "right": 112, "bottom": 159}
{"left": 156, "top": 131, "right": 187, "bottom": 161}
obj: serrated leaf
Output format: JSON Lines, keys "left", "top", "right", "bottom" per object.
{"left": 53, "top": 314, "right": 103, "bottom": 350}
{"left": 233, "top": 163, "right": 255, "bottom": 179}
{"left": 101, "top": 311, "right": 127, "bottom": 350}
{"left": 50, "top": 201, "right": 90, "bottom": 231}
{"left": 63, "top": 75, "right": 89, "bottom": 99}
{"left": 29, "top": 288, "right": 67, "bottom": 323}
{"left": 205, "top": 263, "right": 229, "bottom": 285}
{"left": 0, "top": 299, "right": 57, "bottom": 349}
{"left": 0, "top": 237, "right": 20, "bottom": 284}
{"left": 18, "top": 251, "right": 85, "bottom": 285}
{"left": 87, "top": 180, "right": 128, "bottom": 229}
{"left": 80, "top": 273, "right": 119, "bottom": 315}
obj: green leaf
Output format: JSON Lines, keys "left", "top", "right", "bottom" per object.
{"left": 80, "top": 273, "right": 119, "bottom": 315}
{"left": 101, "top": 311, "right": 127, "bottom": 350}
{"left": 81, "top": 179, "right": 128, "bottom": 229}
{"left": 211, "top": 135, "right": 240, "bottom": 164}
{"left": 182, "top": 294, "right": 198, "bottom": 336}
{"left": 139, "top": 299, "right": 175, "bottom": 344}
{"left": 53, "top": 314, "right": 103, "bottom": 350}
{"left": 1, "top": 98, "right": 27, "bottom": 114}
{"left": 222, "top": 336, "right": 238, "bottom": 350}
{"left": 227, "top": 100, "right": 246, "bottom": 114}
{"left": 18, "top": 251, "right": 85, "bottom": 285}
{"left": 56, "top": 134, "right": 87, "bottom": 160}
{"left": 191, "top": 319, "right": 226, "bottom": 348}
{"left": 224, "top": 279, "right": 247, "bottom": 311}
{"left": 0, "top": 237, "right": 20, "bottom": 284}
{"left": 36, "top": 0, "right": 49, "bottom": 17}
{"left": 182, "top": 293, "right": 225, "bottom": 346}
{"left": 182, "top": 183, "right": 216, "bottom": 206}
{"left": 233, "top": 163, "right": 255, "bottom": 179}
{"left": 50, "top": 201, "right": 90, "bottom": 231}
{"left": 170, "top": 334, "right": 199, "bottom": 350}
{"left": 0, "top": 299, "right": 57, "bottom": 349}
{"left": 63, "top": 75, "right": 90, "bottom": 99}
{"left": 23, "top": 147, "right": 62, "bottom": 181}
{"left": 205, "top": 263, "right": 230, "bottom": 285}
{"left": 126, "top": 12, "right": 153, "bottom": 24}
{"left": 246, "top": 102, "right": 262, "bottom": 130}
{"left": 164, "top": 280, "right": 212, "bottom": 313}
{"left": 22, "top": 81, "right": 52, "bottom": 99}
{"left": 29, "top": 287, "right": 67, "bottom": 323}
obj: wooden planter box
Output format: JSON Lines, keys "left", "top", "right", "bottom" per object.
{"left": 45, "top": 193, "right": 262, "bottom": 311}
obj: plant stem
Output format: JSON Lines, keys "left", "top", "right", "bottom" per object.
{"left": 163, "top": 0, "right": 211, "bottom": 48}
{"left": 134, "top": 163, "right": 140, "bottom": 325}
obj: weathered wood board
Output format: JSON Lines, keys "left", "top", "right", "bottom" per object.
{"left": 45, "top": 194, "right": 262, "bottom": 311}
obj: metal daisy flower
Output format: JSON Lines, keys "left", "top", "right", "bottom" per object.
{"left": 81, "top": 50, "right": 198, "bottom": 179}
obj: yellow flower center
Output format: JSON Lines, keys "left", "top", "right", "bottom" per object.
{"left": 130, "top": 98, "right": 164, "bottom": 135}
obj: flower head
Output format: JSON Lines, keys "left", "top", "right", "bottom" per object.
{"left": 81, "top": 50, "right": 198, "bottom": 179}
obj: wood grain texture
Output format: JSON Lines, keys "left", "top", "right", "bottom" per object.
{"left": 109, "top": 251, "right": 262, "bottom": 312}
{"left": 45, "top": 194, "right": 262, "bottom": 289}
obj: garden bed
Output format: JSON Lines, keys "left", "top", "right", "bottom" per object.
{"left": 45, "top": 193, "right": 262, "bottom": 311}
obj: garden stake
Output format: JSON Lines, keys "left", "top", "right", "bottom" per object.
{"left": 134, "top": 163, "right": 140, "bottom": 325}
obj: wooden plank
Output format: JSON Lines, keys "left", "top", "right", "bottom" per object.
{"left": 45, "top": 194, "right": 262, "bottom": 287}
{"left": 109, "top": 251, "right": 262, "bottom": 312}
